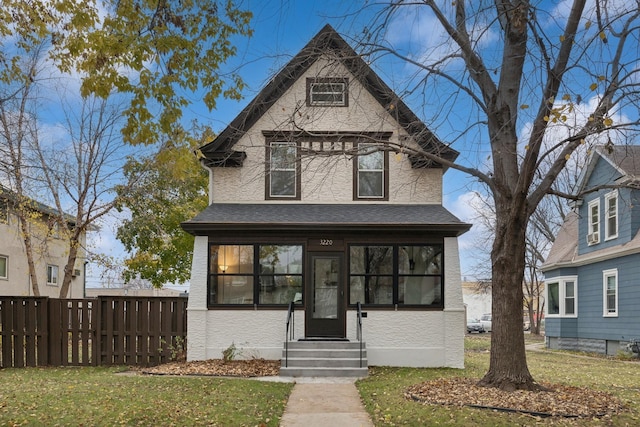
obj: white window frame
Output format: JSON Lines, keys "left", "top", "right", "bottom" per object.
{"left": 0, "top": 255, "right": 7, "bottom": 280}
{"left": 356, "top": 143, "right": 385, "bottom": 199}
{"left": 47, "top": 264, "right": 59, "bottom": 286}
{"left": 545, "top": 276, "right": 578, "bottom": 318}
{"left": 604, "top": 190, "right": 618, "bottom": 240}
{"left": 587, "top": 198, "right": 600, "bottom": 245}
{"left": 603, "top": 268, "right": 618, "bottom": 317}
{"left": 268, "top": 142, "right": 297, "bottom": 199}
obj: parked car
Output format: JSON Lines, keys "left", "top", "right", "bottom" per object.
{"left": 466, "top": 318, "right": 485, "bottom": 333}
{"left": 480, "top": 313, "right": 492, "bottom": 332}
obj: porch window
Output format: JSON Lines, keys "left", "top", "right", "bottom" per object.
{"left": 587, "top": 198, "right": 600, "bottom": 245}
{"left": 355, "top": 143, "right": 388, "bottom": 200}
{"left": 545, "top": 276, "right": 577, "bottom": 317}
{"left": 259, "top": 245, "right": 303, "bottom": 304}
{"left": 348, "top": 244, "right": 444, "bottom": 307}
{"left": 208, "top": 244, "right": 303, "bottom": 306}
{"left": 604, "top": 190, "right": 618, "bottom": 240}
{"left": 603, "top": 269, "right": 618, "bottom": 317}
{"left": 266, "top": 142, "right": 300, "bottom": 200}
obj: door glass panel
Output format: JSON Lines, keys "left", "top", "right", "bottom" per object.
{"left": 312, "top": 257, "right": 339, "bottom": 319}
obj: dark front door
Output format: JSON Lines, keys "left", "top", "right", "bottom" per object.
{"left": 305, "top": 253, "right": 345, "bottom": 337}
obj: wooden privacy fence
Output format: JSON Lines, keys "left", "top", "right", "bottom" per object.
{"left": 0, "top": 296, "right": 187, "bottom": 368}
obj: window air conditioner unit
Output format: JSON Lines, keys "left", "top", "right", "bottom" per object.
{"left": 587, "top": 233, "right": 599, "bottom": 244}
{"left": 72, "top": 269, "right": 81, "bottom": 277}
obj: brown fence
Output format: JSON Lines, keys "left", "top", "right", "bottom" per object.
{"left": 0, "top": 296, "right": 187, "bottom": 368}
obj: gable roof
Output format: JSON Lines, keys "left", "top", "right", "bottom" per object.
{"left": 200, "top": 24, "right": 458, "bottom": 168}
{"left": 573, "top": 145, "right": 640, "bottom": 195}
{"left": 0, "top": 186, "right": 76, "bottom": 226}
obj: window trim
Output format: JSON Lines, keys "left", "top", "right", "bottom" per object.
{"left": 47, "top": 264, "right": 59, "bottom": 286}
{"left": 0, "top": 255, "right": 7, "bottom": 280}
{"left": 265, "top": 141, "right": 301, "bottom": 200}
{"left": 545, "top": 276, "right": 578, "bottom": 318}
{"left": 603, "top": 268, "right": 618, "bottom": 317}
{"left": 353, "top": 142, "right": 389, "bottom": 201}
{"left": 306, "top": 77, "right": 349, "bottom": 107}
{"left": 587, "top": 198, "right": 600, "bottom": 245}
{"left": 604, "top": 190, "right": 618, "bottom": 240}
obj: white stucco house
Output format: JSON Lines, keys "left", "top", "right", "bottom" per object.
{"left": 181, "top": 25, "right": 470, "bottom": 370}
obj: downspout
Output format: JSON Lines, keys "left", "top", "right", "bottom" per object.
{"left": 199, "top": 159, "right": 214, "bottom": 204}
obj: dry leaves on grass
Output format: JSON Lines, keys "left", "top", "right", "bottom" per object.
{"left": 406, "top": 378, "right": 626, "bottom": 418}
{"left": 140, "top": 359, "right": 280, "bottom": 377}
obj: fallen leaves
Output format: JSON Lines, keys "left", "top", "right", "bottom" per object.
{"left": 139, "top": 359, "right": 280, "bottom": 377}
{"left": 406, "top": 377, "right": 626, "bottom": 418}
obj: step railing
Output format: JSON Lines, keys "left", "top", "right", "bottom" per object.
{"left": 356, "top": 301, "right": 364, "bottom": 368}
{"left": 284, "top": 301, "right": 295, "bottom": 367}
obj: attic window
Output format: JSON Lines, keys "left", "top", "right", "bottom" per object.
{"left": 307, "top": 78, "right": 348, "bottom": 107}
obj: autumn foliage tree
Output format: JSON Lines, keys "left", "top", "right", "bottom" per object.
{"left": 353, "top": 0, "right": 640, "bottom": 390}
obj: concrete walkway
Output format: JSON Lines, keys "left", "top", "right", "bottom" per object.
{"left": 278, "top": 378, "right": 374, "bottom": 427}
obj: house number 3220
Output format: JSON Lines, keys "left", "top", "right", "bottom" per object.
{"left": 320, "top": 239, "right": 333, "bottom": 246}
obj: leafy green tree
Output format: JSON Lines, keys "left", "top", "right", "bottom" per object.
{"left": 1, "top": 0, "right": 252, "bottom": 144}
{"left": 115, "top": 131, "right": 209, "bottom": 287}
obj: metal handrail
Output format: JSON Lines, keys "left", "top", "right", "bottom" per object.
{"left": 284, "top": 301, "right": 295, "bottom": 367}
{"left": 356, "top": 301, "right": 363, "bottom": 368}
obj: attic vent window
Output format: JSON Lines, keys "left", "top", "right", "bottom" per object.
{"left": 307, "top": 78, "right": 348, "bottom": 107}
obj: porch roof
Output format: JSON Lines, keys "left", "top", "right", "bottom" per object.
{"left": 181, "top": 203, "right": 471, "bottom": 236}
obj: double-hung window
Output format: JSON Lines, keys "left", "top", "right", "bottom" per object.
{"left": 0, "top": 255, "right": 7, "bottom": 279}
{"left": 47, "top": 265, "right": 59, "bottom": 286}
{"left": 545, "top": 276, "right": 577, "bottom": 317}
{"left": 587, "top": 199, "right": 600, "bottom": 245}
{"left": 355, "top": 143, "right": 388, "bottom": 200}
{"left": 267, "top": 142, "right": 299, "bottom": 199}
{"left": 603, "top": 268, "right": 618, "bottom": 317}
{"left": 604, "top": 190, "right": 618, "bottom": 240}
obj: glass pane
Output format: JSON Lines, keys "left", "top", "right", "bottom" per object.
{"left": 359, "top": 171, "right": 383, "bottom": 197}
{"left": 271, "top": 144, "right": 296, "bottom": 169}
{"left": 564, "top": 281, "right": 574, "bottom": 297}
{"left": 358, "top": 146, "right": 383, "bottom": 170}
{"left": 271, "top": 171, "right": 296, "bottom": 196}
{"left": 399, "top": 276, "right": 441, "bottom": 304}
{"left": 260, "top": 275, "right": 302, "bottom": 304}
{"left": 0, "top": 257, "right": 6, "bottom": 277}
{"left": 217, "top": 275, "right": 254, "bottom": 304}
{"left": 350, "top": 275, "right": 392, "bottom": 305}
{"left": 211, "top": 245, "right": 253, "bottom": 274}
{"left": 399, "top": 246, "right": 442, "bottom": 274}
{"left": 565, "top": 297, "right": 575, "bottom": 315}
{"left": 548, "top": 282, "right": 559, "bottom": 314}
{"left": 260, "top": 245, "right": 303, "bottom": 274}
{"left": 350, "top": 246, "right": 393, "bottom": 274}
{"left": 313, "top": 257, "right": 339, "bottom": 319}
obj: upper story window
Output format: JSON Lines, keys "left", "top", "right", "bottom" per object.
{"left": 604, "top": 190, "right": 618, "bottom": 240}
{"left": 0, "top": 255, "right": 7, "bottom": 279}
{"left": 47, "top": 264, "right": 59, "bottom": 286}
{"left": 546, "top": 276, "right": 577, "bottom": 317}
{"left": 306, "top": 78, "right": 348, "bottom": 107}
{"left": 0, "top": 200, "right": 8, "bottom": 224}
{"left": 587, "top": 198, "right": 600, "bottom": 245}
{"left": 354, "top": 143, "right": 388, "bottom": 200}
{"left": 266, "top": 142, "right": 300, "bottom": 200}
{"left": 603, "top": 268, "right": 618, "bottom": 317}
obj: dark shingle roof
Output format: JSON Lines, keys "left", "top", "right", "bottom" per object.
{"left": 182, "top": 203, "right": 470, "bottom": 235}
{"left": 200, "top": 24, "right": 458, "bottom": 168}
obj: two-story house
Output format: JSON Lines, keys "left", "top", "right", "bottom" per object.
{"left": 182, "top": 25, "right": 470, "bottom": 369}
{"left": 0, "top": 190, "right": 86, "bottom": 298}
{"left": 542, "top": 145, "right": 640, "bottom": 355}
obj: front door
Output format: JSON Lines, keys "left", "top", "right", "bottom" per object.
{"left": 305, "top": 253, "right": 345, "bottom": 337}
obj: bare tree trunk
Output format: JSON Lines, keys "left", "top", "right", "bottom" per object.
{"left": 17, "top": 215, "right": 40, "bottom": 297}
{"left": 478, "top": 197, "right": 543, "bottom": 391}
{"left": 59, "top": 236, "right": 79, "bottom": 298}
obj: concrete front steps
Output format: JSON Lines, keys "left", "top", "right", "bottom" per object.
{"left": 280, "top": 340, "right": 368, "bottom": 377}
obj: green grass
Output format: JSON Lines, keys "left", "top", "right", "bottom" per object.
{"left": 357, "top": 335, "right": 640, "bottom": 426}
{"left": 0, "top": 366, "right": 293, "bottom": 426}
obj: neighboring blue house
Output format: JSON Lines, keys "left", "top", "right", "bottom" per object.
{"left": 541, "top": 145, "right": 640, "bottom": 355}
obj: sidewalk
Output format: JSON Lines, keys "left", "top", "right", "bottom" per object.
{"left": 278, "top": 378, "right": 374, "bottom": 427}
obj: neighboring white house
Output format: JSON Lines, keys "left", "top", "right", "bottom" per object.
{"left": 181, "top": 25, "right": 470, "bottom": 368}
{"left": 0, "top": 190, "right": 86, "bottom": 298}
